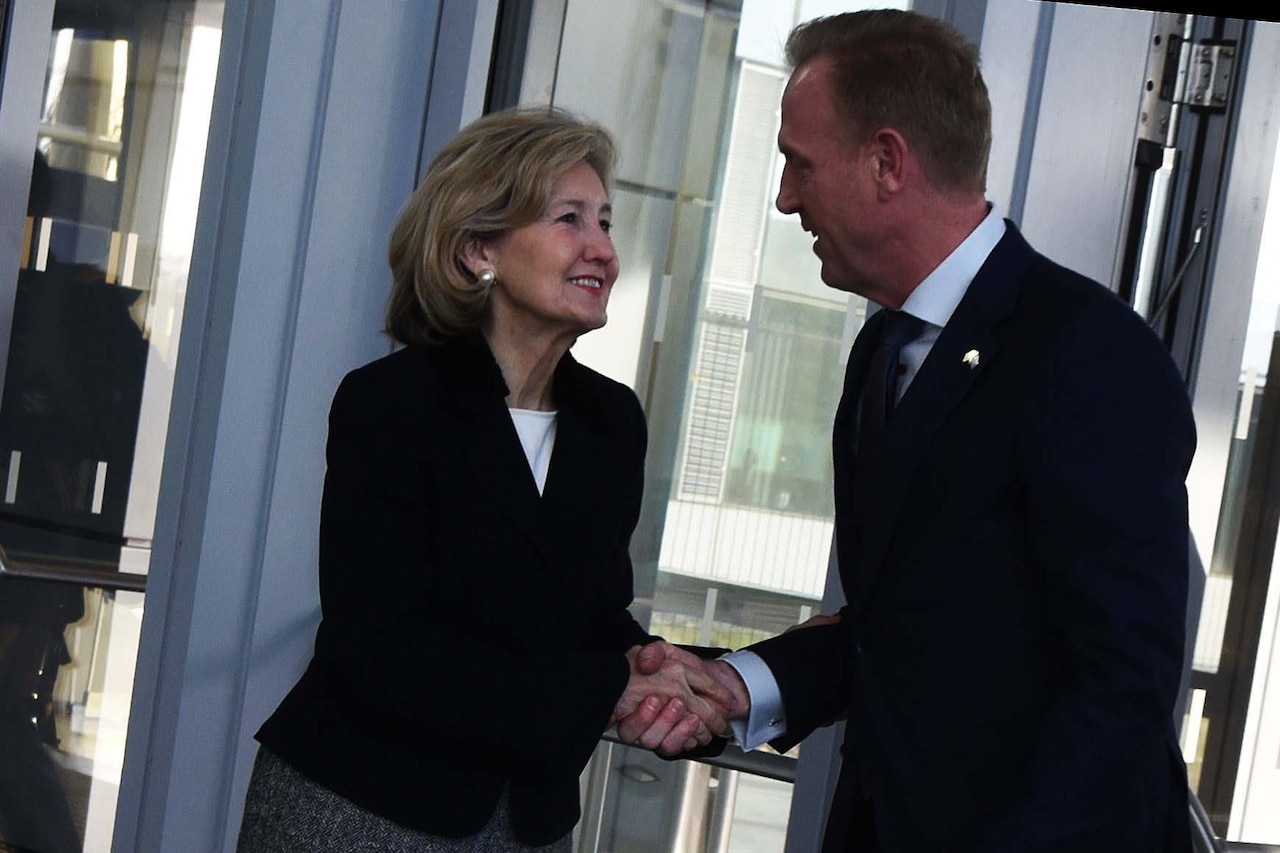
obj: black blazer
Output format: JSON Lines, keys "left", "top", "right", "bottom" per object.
{"left": 255, "top": 333, "right": 653, "bottom": 845}
{"left": 751, "top": 224, "right": 1196, "bottom": 852}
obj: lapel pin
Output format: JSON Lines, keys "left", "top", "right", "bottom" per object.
{"left": 962, "top": 349, "right": 981, "bottom": 369}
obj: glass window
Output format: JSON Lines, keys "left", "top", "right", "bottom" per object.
{"left": 512, "top": 2, "right": 1280, "bottom": 848}
{"left": 1180, "top": 34, "right": 1280, "bottom": 839}
{"left": 509, "top": 0, "right": 903, "bottom": 848}
{"left": 0, "top": 1, "right": 225, "bottom": 848}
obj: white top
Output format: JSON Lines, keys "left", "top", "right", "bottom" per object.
{"left": 723, "top": 204, "right": 1008, "bottom": 750}
{"left": 508, "top": 408, "right": 557, "bottom": 495}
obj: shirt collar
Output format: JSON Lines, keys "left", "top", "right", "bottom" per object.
{"left": 899, "top": 204, "right": 1006, "bottom": 328}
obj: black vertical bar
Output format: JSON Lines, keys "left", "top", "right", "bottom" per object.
{"left": 0, "top": 0, "right": 12, "bottom": 95}
{"left": 485, "top": 0, "right": 535, "bottom": 111}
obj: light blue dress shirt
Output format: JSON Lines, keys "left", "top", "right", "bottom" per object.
{"left": 722, "top": 205, "right": 1008, "bottom": 750}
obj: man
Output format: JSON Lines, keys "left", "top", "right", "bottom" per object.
{"left": 620, "top": 10, "right": 1195, "bottom": 852}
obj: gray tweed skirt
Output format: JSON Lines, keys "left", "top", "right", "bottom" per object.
{"left": 236, "top": 746, "right": 573, "bottom": 853}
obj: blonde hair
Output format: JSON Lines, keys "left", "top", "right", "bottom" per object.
{"left": 386, "top": 106, "right": 617, "bottom": 345}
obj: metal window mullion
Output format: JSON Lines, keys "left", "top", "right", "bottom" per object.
{"left": 0, "top": 0, "right": 56, "bottom": 404}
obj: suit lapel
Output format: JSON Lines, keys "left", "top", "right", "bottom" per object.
{"left": 845, "top": 225, "right": 1035, "bottom": 616}
{"left": 538, "top": 354, "right": 628, "bottom": 583}
{"left": 836, "top": 310, "right": 885, "bottom": 434}
{"left": 833, "top": 309, "right": 885, "bottom": 552}
{"left": 440, "top": 335, "right": 561, "bottom": 565}
{"left": 441, "top": 338, "right": 622, "bottom": 585}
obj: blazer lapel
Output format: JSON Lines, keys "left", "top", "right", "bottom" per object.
{"left": 441, "top": 340, "right": 624, "bottom": 586}
{"left": 833, "top": 309, "right": 885, "bottom": 551}
{"left": 846, "top": 225, "right": 1035, "bottom": 615}
{"left": 538, "top": 354, "right": 627, "bottom": 580}
{"left": 439, "top": 335, "right": 561, "bottom": 563}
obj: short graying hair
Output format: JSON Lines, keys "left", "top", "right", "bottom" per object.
{"left": 786, "top": 9, "right": 991, "bottom": 194}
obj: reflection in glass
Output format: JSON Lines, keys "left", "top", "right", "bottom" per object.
{"left": 0, "top": 576, "right": 84, "bottom": 853}
{"left": 0, "top": 577, "right": 141, "bottom": 853}
{"left": 0, "top": 1, "right": 224, "bottom": 850}
{"left": 2, "top": 1, "right": 223, "bottom": 574}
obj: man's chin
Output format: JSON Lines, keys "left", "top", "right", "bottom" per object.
{"left": 818, "top": 266, "right": 856, "bottom": 294}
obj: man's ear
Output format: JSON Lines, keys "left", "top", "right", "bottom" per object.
{"left": 868, "top": 127, "right": 909, "bottom": 197}
{"left": 459, "top": 235, "right": 497, "bottom": 279}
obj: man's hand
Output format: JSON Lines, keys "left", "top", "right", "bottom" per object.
{"left": 611, "top": 641, "right": 751, "bottom": 756}
{"left": 607, "top": 642, "right": 738, "bottom": 756}
{"left": 785, "top": 611, "right": 841, "bottom": 632}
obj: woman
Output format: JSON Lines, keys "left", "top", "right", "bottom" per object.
{"left": 237, "top": 107, "right": 729, "bottom": 852}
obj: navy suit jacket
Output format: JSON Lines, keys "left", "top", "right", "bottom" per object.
{"left": 255, "top": 333, "right": 652, "bottom": 846}
{"left": 750, "top": 224, "right": 1196, "bottom": 852}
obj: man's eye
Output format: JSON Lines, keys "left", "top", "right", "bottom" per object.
{"left": 600, "top": 220, "right": 613, "bottom": 234}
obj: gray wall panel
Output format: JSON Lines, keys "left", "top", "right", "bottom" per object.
{"left": 981, "top": 0, "right": 1044, "bottom": 217}
{"left": 1019, "top": 3, "right": 1152, "bottom": 287}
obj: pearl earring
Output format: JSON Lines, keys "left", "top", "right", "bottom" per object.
{"left": 478, "top": 269, "right": 497, "bottom": 287}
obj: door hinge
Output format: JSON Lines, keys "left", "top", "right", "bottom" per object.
{"left": 1137, "top": 12, "right": 1194, "bottom": 146}
{"left": 1180, "top": 42, "right": 1236, "bottom": 111}
{"left": 1138, "top": 14, "right": 1237, "bottom": 146}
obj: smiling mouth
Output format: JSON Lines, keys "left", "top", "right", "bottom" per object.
{"left": 569, "top": 276, "right": 603, "bottom": 290}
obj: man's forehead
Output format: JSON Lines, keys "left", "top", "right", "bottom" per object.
{"left": 790, "top": 62, "right": 821, "bottom": 88}
{"left": 783, "top": 58, "right": 838, "bottom": 116}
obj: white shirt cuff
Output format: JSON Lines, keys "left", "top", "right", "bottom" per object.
{"left": 721, "top": 650, "right": 786, "bottom": 750}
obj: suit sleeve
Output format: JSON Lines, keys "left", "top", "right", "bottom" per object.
{"left": 314, "top": 372, "right": 642, "bottom": 774}
{"left": 747, "top": 608, "right": 855, "bottom": 752}
{"left": 583, "top": 393, "right": 655, "bottom": 655}
{"left": 983, "top": 305, "right": 1195, "bottom": 850}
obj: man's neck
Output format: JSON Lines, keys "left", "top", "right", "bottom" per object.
{"left": 878, "top": 195, "right": 990, "bottom": 309}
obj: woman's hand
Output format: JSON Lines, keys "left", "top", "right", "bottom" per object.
{"left": 608, "top": 642, "right": 747, "bottom": 756}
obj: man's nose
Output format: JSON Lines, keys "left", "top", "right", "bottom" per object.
{"left": 776, "top": 173, "right": 798, "bottom": 215}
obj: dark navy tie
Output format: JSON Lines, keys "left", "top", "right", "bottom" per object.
{"left": 857, "top": 310, "right": 924, "bottom": 463}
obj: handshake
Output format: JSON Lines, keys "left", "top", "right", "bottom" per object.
{"left": 608, "top": 611, "right": 842, "bottom": 757}
{"left": 607, "top": 641, "right": 750, "bottom": 758}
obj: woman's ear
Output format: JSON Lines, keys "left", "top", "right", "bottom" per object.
{"left": 459, "top": 235, "right": 497, "bottom": 279}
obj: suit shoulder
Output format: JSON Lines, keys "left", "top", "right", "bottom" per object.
{"left": 339, "top": 344, "right": 436, "bottom": 385}
{"left": 576, "top": 361, "right": 643, "bottom": 408}
{"left": 1018, "top": 252, "right": 1192, "bottom": 420}
{"left": 1019, "top": 254, "right": 1169, "bottom": 351}
{"left": 562, "top": 357, "right": 645, "bottom": 425}
{"left": 1024, "top": 254, "right": 1124, "bottom": 314}
{"left": 331, "top": 345, "right": 444, "bottom": 418}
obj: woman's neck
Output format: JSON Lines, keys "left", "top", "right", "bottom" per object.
{"left": 482, "top": 321, "right": 573, "bottom": 411}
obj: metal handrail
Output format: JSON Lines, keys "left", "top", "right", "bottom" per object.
{"left": 0, "top": 540, "right": 147, "bottom": 592}
{"left": 601, "top": 730, "right": 796, "bottom": 783}
{"left": 597, "top": 736, "right": 1277, "bottom": 853}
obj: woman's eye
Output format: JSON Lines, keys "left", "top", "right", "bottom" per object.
{"left": 556, "top": 212, "right": 577, "bottom": 224}
{"left": 599, "top": 220, "right": 613, "bottom": 234}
